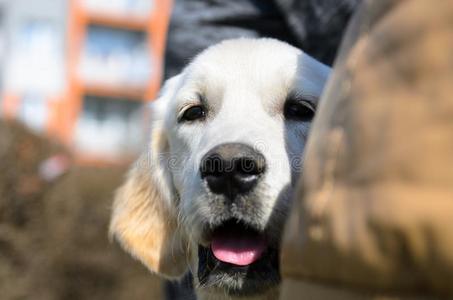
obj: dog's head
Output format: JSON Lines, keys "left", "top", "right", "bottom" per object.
{"left": 110, "top": 38, "right": 330, "bottom": 298}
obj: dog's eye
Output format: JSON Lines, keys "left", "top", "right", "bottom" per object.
{"left": 284, "top": 100, "right": 315, "bottom": 122}
{"left": 180, "top": 105, "right": 206, "bottom": 122}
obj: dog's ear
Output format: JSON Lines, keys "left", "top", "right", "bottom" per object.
{"left": 109, "top": 76, "right": 189, "bottom": 279}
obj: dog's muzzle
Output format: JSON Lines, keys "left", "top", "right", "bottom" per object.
{"left": 197, "top": 143, "right": 280, "bottom": 295}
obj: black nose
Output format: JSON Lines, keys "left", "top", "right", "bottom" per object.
{"left": 200, "top": 143, "right": 266, "bottom": 199}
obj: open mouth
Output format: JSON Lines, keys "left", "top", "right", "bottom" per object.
{"left": 211, "top": 219, "right": 268, "bottom": 266}
{"left": 198, "top": 219, "right": 280, "bottom": 296}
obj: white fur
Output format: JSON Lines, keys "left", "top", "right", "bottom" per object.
{"left": 111, "top": 38, "right": 330, "bottom": 300}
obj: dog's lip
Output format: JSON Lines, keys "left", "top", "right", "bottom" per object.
{"left": 211, "top": 225, "right": 268, "bottom": 266}
{"left": 197, "top": 219, "right": 281, "bottom": 295}
{"left": 197, "top": 243, "right": 280, "bottom": 296}
{"left": 200, "top": 219, "right": 271, "bottom": 266}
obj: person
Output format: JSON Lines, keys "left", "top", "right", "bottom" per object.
{"left": 164, "top": 0, "right": 362, "bottom": 78}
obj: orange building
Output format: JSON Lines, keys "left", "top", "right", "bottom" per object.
{"left": 1, "top": 0, "right": 172, "bottom": 164}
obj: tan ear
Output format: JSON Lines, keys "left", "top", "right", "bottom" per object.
{"left": 109, "top": 76, "right": 188, "bottom": 279}
{"left": 110, "top": 151, "right": 188, "bottom": 278}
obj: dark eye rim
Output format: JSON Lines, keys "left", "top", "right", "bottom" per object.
{"left": 283, "top": 98, "right": 316, "bottom": 122}
{"left": 178, "top": 104, "right": 207, "bottom": 123}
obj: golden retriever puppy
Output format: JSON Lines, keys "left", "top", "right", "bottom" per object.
{"left": 110, "top": 38, "right": 330, "bottom": 300}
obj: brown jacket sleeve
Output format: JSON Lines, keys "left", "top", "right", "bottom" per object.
{"left": 281, "top": 0, "right": 453, "bottom": 298}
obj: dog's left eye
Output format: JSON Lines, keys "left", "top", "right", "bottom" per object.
{"left": 284, "top": 100, "right": 315, "bottom": 122}
{"left": 180, "top": 105, "right": 206, "bottom": 122}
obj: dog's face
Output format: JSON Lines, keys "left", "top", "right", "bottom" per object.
{"left": 110, "top": 38, "right": 330, "bottom": 299}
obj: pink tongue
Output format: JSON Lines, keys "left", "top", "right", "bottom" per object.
{"left": 211, "top": 233, "right": 266, "bottom": 266}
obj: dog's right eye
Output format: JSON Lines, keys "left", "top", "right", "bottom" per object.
{"left": 284, "top": 100, "right": 315, "bottom": 122}
{"left": 179, "top": 105, "right": 206, "bottom": 122}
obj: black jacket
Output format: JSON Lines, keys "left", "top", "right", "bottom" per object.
{"left": 164, "top": 0, "right": 362, "bottom": 79}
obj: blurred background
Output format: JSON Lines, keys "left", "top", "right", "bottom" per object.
{"left": 0, "top": 0, "right": 170, "bottom": 162}
{"left": 0, "top": 0, "right": 359, "bottom": 299}
{"left": 0, "top": 0, "right": 170, "bottom": 299}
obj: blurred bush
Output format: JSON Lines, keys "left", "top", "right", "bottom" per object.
{"left": 0, "top": 120, "right": 162, "bottom": 300}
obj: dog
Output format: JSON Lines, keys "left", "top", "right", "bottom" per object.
{"left": 110, "top": 38, "right": 330, "bottom": 300}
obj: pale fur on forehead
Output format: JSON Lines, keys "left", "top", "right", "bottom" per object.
{"left": 191, "top": 38, "right": 301, "bottom": 63}
{"left": 154, "top": 38, "right": 330, "bottom": 118}
{"left": 148, "top": 74, "right": 182, "bottom": 123}
{"left": 188, "top": 38, "right": 329, "bottom": 95}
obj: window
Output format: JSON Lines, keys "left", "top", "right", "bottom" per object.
{"left": 74, "top": 96, "right": 146, "bottom": 158}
